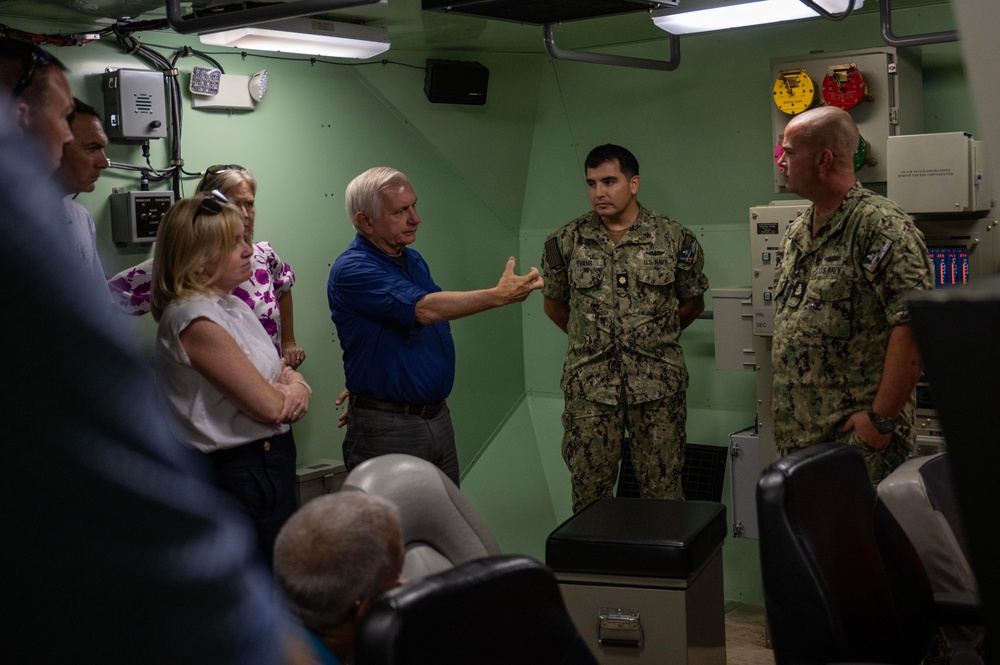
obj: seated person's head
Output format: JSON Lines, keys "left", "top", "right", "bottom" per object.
{"left": 274, "top": 491, "right": 405, "bottom": 662}
{"left": 150, "top": 192, "right": 245, "bottom": 320}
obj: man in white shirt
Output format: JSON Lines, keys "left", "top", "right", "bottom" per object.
{"left": 56, "top": 97, "right": 112, "bottom": 292}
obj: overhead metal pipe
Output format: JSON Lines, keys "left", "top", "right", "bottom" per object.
{"left": 797, "top": 0, "right": 856, "bottom": 21}
{"left": 878, "top": 0, "right": 957, "bottom": 47}
{"left": 543, "top": 22, "right": 680, "bottom": 72}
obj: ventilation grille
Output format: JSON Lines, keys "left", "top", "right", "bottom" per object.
{"left": 132, "top": 93, "right": 154, "bottom": 115}
{"left": 617, "top": 440, "right": 728, "bottom": 503}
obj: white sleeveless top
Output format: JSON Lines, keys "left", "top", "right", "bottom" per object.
{"left": 156, "top": 293, "right": 287, "bottom": 452}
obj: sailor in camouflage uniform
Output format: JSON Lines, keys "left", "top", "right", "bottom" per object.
{"left": 772, "top": 107, "right": 933, "bottom": 484}
{"left": 542, "top": 144, "right": 708, "bottom": 513}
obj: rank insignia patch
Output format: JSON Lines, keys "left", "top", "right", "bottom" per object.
{"left": 617, "top": 273, "right": 628, "bottom": 288}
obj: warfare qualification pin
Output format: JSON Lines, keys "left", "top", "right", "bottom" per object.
{"left": 788, "top": 280, "right": 806, "bottom": 308}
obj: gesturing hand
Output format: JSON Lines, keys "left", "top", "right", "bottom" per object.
{"left": 495, "top": 256, "right": 544, "bottom": 304}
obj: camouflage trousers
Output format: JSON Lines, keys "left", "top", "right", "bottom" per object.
{"left": 777, "top": 429, "right": 910, "bottom": 486}
{"left": 844, "top": 429, "right": 911, "bottom": 485}
{"left": 561, "top": 394, "right": 686, "bottom": 513}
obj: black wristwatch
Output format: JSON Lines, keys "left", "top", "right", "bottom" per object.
{"left": 867, "top": 410, "right": 896, "bottom": 434}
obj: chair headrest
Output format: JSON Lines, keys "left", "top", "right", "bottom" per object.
{"left": 354, "top": 555, "right": 597, "bottom": 665}
{"left": 343, "top": 454, "right": 501, "bottom": 575}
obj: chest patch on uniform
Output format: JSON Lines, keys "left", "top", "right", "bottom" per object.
{"left": 863, "top": 240, "right": 894, "bottom": 274}
{"left": 788, "top": 280, "right": 806, "bottom": 308}
{"left": 679, "top": 239, "right": 700, "bottom": 265}
{"left": 617, "top": 273, "right": 629, "bottom": 288}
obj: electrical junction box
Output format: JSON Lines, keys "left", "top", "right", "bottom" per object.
{"left": 110, "top": 190, "right": 174, "bottom": 246}
{"left": 295, "top": 458, "right": 347, "bottom": 506}
{"left": 191, "top": 73, "right": 255, "bottom": 110}
{"left": 887, "top": 132, "right": 994, "bottom": 216}
{"left": 103, "top": 69, "right": 168, "bottom": 141}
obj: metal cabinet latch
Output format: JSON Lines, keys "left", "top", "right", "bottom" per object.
{"left": 597, "top": 608, "right": 643, "bottom": 648}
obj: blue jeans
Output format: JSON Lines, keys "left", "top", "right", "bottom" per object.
{"left": 343, "top": 401, "right": 460, "bottom": 486}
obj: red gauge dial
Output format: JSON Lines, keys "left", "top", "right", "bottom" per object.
{"left": 822, "top": 65, "right": 867, "bottom": 110}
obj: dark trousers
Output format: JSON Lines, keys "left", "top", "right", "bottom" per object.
{"left": 343, "top": 401, "right": 460, "bottom": 486}
{"left": 208, "top": 428, "right": 298, "bottom": 566}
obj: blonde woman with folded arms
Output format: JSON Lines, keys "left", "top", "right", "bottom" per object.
{"left": 152, "top": 191, "right": 310, "bottom": 565}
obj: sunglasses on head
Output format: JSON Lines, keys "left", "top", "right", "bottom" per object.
{"left": 193, "top": 189, "right": 231, "bottom": 225}
{"left": 11, "top": 44, "right": 55, "bottom": 98}
{"left": 205, "top": 164, "right": 247, "bottom": 176}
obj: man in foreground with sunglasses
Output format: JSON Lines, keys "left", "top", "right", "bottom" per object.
{"left": 2, "top": 93, "right": 316, "bottom": 665}
{"left": 0, "top": 37, "right": 74, "bottom": 173}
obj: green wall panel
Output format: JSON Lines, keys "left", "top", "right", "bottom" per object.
{"left": 459, "top": 398, "right": 556, "bottom": 561}
{"left": 527, "top": 394, "right": 575, "bottom": 519}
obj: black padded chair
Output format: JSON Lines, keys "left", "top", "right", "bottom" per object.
{"left": 354, "top": 554, "right": 598, "bottom": 665}
{"left": 757, "top": 442, "right": 937, "bottom": 665}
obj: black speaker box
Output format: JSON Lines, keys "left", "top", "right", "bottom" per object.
{"left": 424, "top": 59, "right": 489, "bottom": 106}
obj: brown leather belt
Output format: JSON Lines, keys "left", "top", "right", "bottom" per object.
{"left": 350, "top": 395, "right": 444, "bottom": 419}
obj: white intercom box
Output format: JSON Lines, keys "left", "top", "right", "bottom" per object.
{"left": 103, "top": 69, "right": 168, "bottom": 141}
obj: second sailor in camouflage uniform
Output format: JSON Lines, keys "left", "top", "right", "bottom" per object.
{"left": 542, "top": 145, "right": 708, "bottom": 512}
{"left": 772, "top": 107, "right": 933, "bottom": 484}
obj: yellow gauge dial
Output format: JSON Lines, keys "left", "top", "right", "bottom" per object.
{"left": 773, "top": 69, "right": 815, "bottom": 115}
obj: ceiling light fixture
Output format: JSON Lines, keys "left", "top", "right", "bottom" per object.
{"left": 652, "top": 0, "right": 863, "bottom": 35}
{"left": 199, "top": 17, "right": 390, "bottom": 59}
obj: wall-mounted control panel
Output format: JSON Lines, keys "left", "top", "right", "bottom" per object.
{"left": 771, "top": 47, "right": 923, "bottom": 192}
{"left": 110, "top": 190, "right": 174, "bottom": 246}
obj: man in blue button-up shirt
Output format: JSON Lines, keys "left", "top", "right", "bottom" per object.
{"left": 328, "top": 166, "right": 543, "bottom": 485}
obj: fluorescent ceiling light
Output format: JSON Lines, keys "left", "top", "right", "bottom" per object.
{"left": 653, "top": 0, "right": 863, "bottom": 35}
{"left": 200, "top": 17, "right": 390, "bottom": 58}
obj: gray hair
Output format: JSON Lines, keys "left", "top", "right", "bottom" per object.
{"left": 196, "top": 165, "right": 257, "bottom": 196}
{"left": 345, "top": 166, "right": 409, "bottom": 230}
{"left": 273, "top": 491, "right": 403, "bottom": 632}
